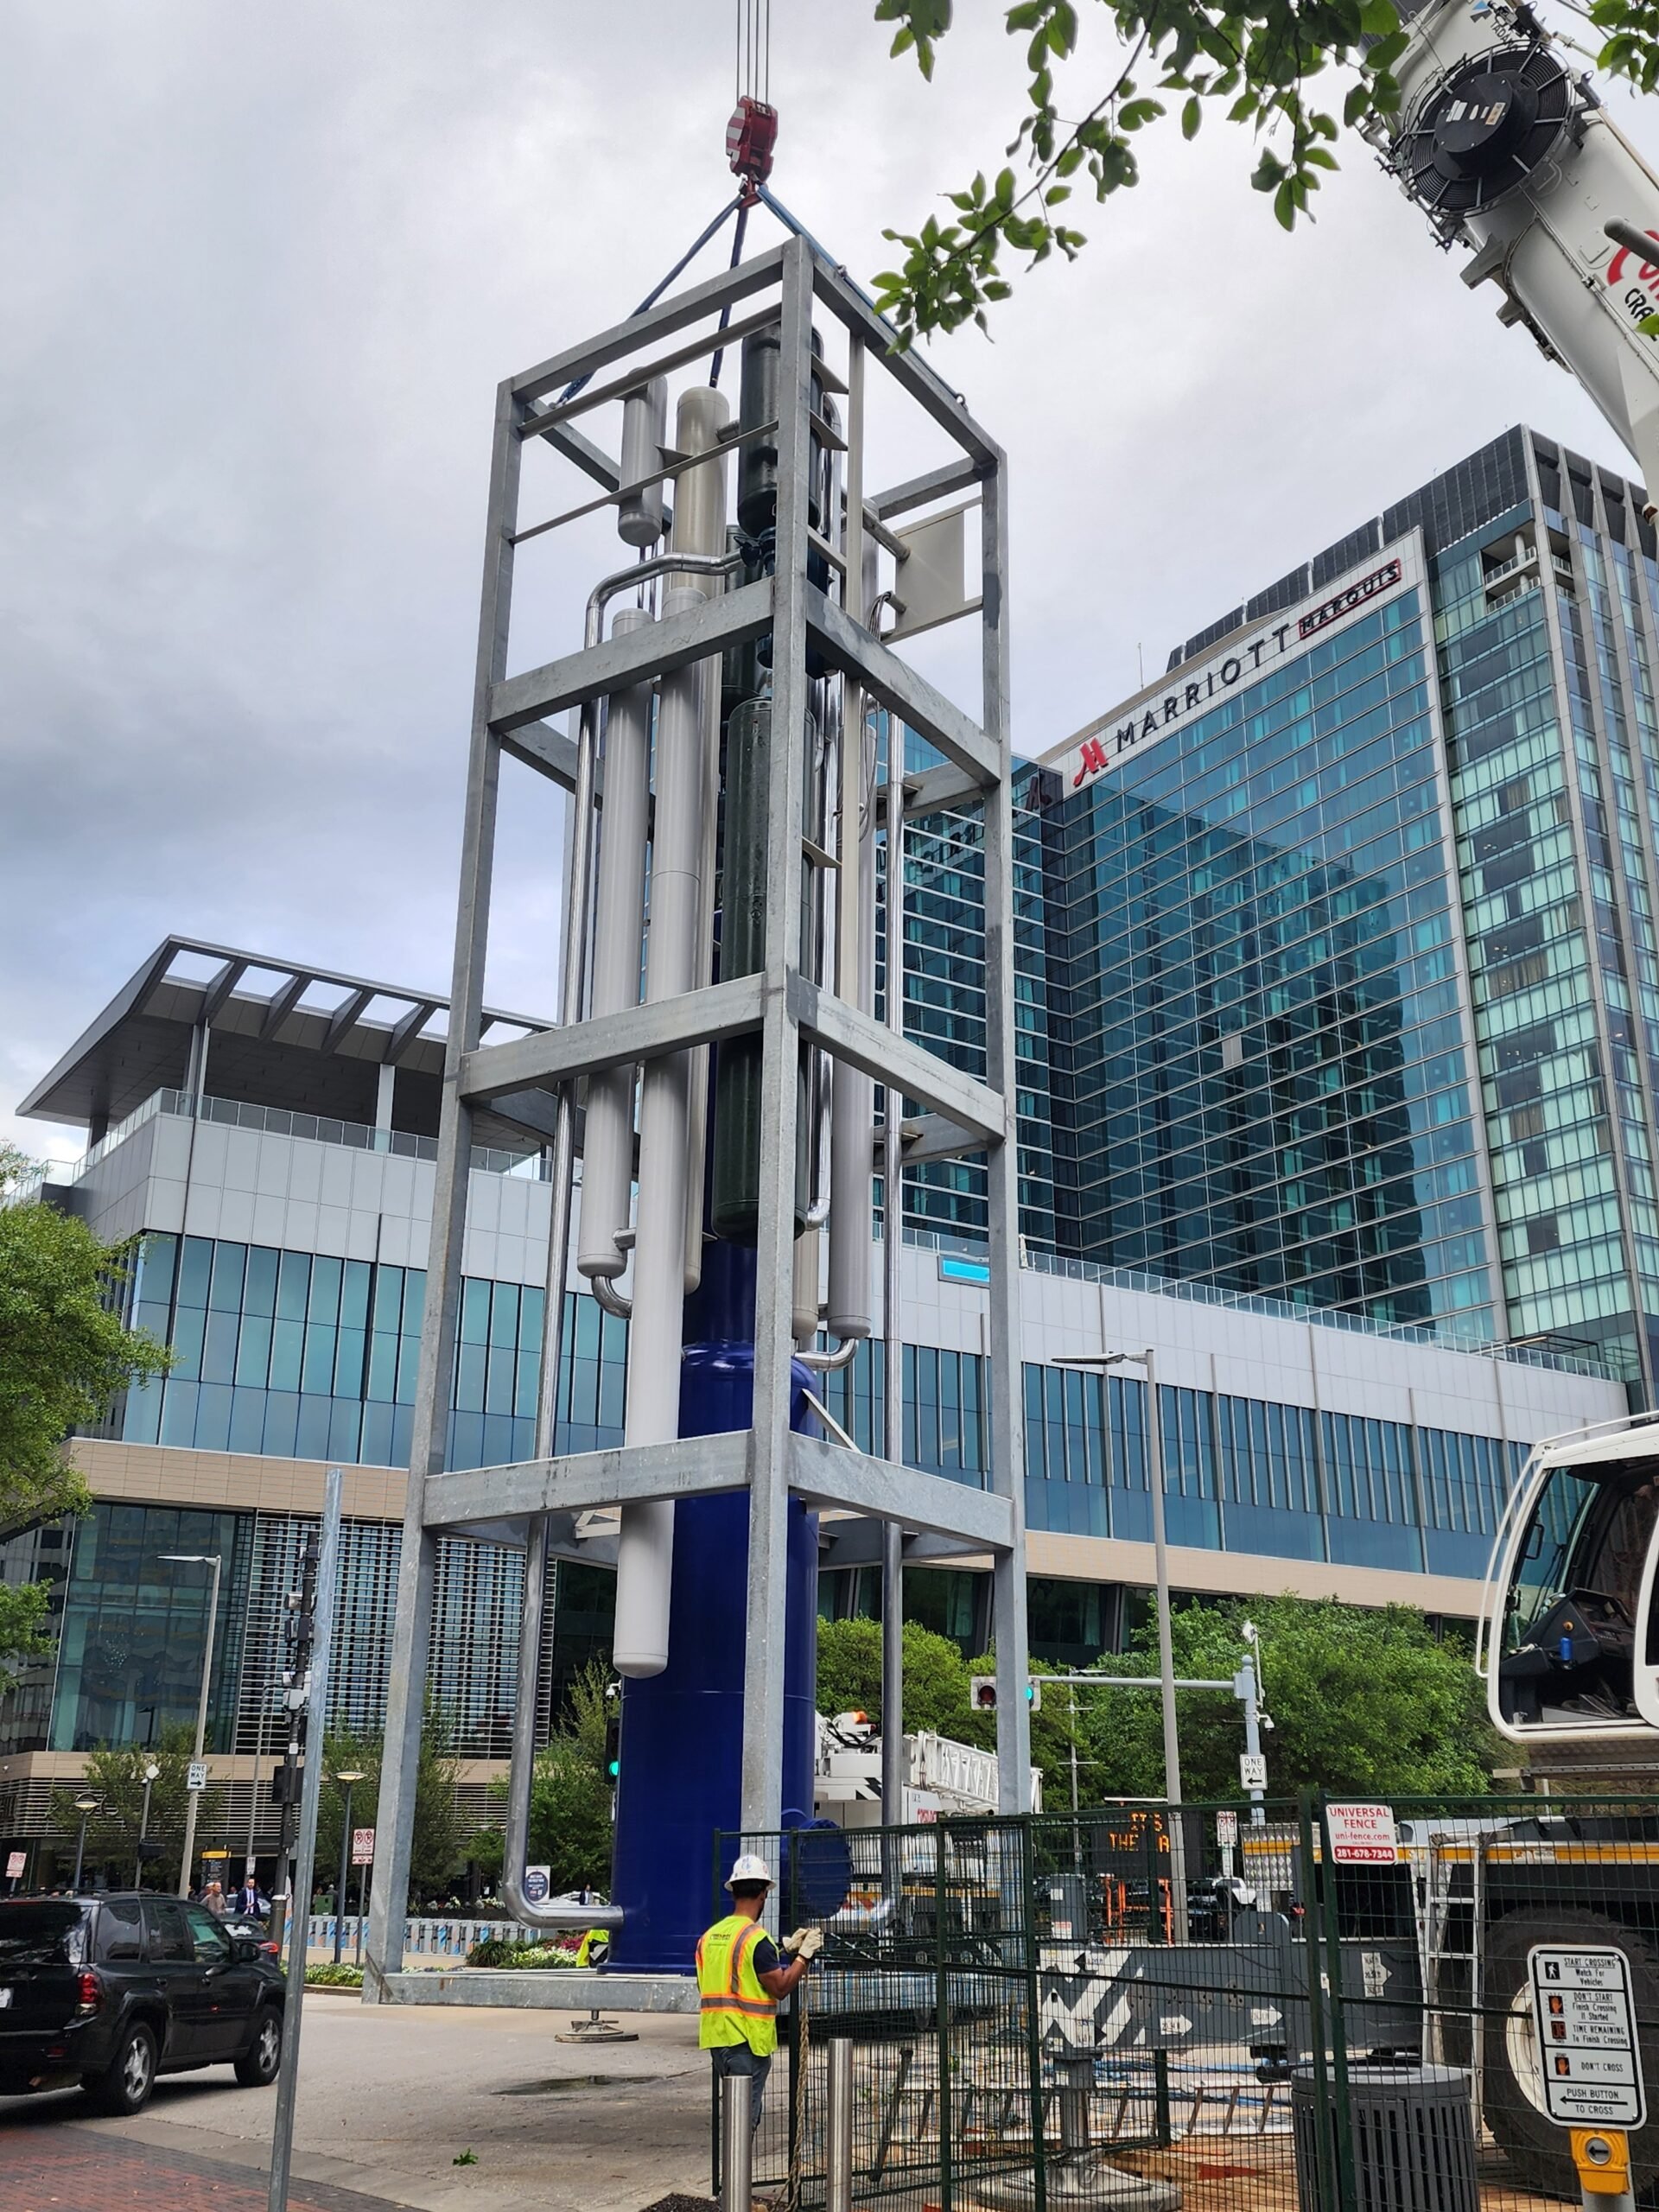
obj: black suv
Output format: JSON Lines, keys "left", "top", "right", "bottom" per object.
{"left": 0, "top": 1893, "right": 285, "bottom": 2115}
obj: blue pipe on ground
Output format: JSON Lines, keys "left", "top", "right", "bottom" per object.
{"left": 608, "top": 1243, "right": 819, "bottom": 1974}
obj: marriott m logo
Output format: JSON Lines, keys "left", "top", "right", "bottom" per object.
{"left": 1071, "top": 736, "right": 1110, "bottom": 789}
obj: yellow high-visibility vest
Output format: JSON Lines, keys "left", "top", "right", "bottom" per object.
{"left": 696, "top": 1913, "right": 778, "bottom": 2055}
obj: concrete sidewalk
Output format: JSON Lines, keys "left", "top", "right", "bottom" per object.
{"left": 0, "top": 1993, "right": 713, "bottom": 2212}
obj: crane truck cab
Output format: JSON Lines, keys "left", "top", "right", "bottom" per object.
{"left": 1480, "top": 1411, "right": 1659, "bottom": 1745}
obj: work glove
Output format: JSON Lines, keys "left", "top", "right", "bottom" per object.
{"left": 784, "top": 1926, "right": 824, "bottom": 1961}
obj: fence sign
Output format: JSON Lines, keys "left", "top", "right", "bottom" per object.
{"left": 1529, "top": 1946, "right": 1647, "bottom": 2128}
{"left": 352, "top": 1827, "right": 375, "bottom": 1866}
{"left": 1325, "top": 1801, "right": 1395, "bottom": 1863}
{"left": 186, "top": 1761, "right": 207, "bottom": 1792}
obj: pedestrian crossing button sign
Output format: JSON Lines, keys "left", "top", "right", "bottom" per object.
{"left": 1528, "top": 1946, "right": 1646, "bottom": 2129}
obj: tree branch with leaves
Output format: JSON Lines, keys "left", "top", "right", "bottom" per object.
{"left": 870, "top": 0, "right": 1659, "bottom": 342}
{"left": 0, "top": 1145, "right": 170, "bottom": 1538}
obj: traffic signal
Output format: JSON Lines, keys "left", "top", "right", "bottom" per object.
{"left": 969, "top": 1677, "right": 1041, "bottom": 1713}
{"left": 604, "top": 1712, "right": 621, "bottom": 1783}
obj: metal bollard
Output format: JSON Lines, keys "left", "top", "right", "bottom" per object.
{"left": 827, "top": 2037, "right": 855, "bottom": 2212}
{"left": 721, "top": 2069, "right": 753, "bottom": 2212}
{"left": 1055, "top": 2050, "right": 1094, "bottom": 2156}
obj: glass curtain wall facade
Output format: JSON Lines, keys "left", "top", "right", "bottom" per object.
{"left": 875, "top": 720, "right": 1061, "bottom": 1249}
{"left": 807, "top": 1345, "right": 1522, "bottom": 1582}
{"left": 1030, "top": 429, "right": 1659, "bottom": 1398}
{"left": 1054, "top": 587, "right": 1482, "bottom": 1334}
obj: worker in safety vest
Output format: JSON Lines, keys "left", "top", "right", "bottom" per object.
{"left": 696, "top": 1853, "right": 823, "bottom": 2129}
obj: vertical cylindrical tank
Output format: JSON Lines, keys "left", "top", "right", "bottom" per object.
{"left": 577, "top": 607, "right": 652, "bottom": 1283}
{"left": 826, "top": 673, "right": 876, "bottom": 1339}
{"left": 617, "top": 376, "right": 668, "bottom": 548}
{"left": 613, "top": 386, "right": 729, "bottom": 1679}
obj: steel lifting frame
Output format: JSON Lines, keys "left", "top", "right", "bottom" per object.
{"left": 364, "top": 237, "right": 1031, "bottom": 1988}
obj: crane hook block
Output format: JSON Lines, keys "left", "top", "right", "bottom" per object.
{"left": 727, "top": 97, "right": 779, "bottom": 205}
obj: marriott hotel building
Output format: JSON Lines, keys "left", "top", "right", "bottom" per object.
{"left": 1020, "top": 424, "right": 1659, "bottom": 1398}
{"left": 0, "top": 423, "right": 1643, "bottom": 1854}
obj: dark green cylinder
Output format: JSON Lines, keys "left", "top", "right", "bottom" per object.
{"left": 711, "top": 693, "right": 812, "bottom": 1245}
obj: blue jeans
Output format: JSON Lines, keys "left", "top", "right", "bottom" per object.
{"left": 710, "top": 2041, "right": 772, "bottom": 2132}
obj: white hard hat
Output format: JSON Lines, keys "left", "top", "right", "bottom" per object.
{"left": 725, "top": 1853, "right": 772, "bottom": 1888}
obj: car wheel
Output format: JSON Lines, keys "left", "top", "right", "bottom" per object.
{"left": 233, "top": 2007, "right": 283, "bottom": 2087}
{"left": 85, "top": 2021, "right": 158, "bottom": 2116}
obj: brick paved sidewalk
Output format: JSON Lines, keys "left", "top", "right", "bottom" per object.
{"left": 1, "top": 2118, "right": 415, "bottom": 2212}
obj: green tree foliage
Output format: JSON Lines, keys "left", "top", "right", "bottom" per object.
{"left": 480, "top": 1662, "right": 616, "bottom": 1896}
{"left": 816, "top": 1616, "right": 1080, "bottom": 1807}
{"left": 48, "top": 1723, "right": 226, "bottom": 1888}
{"left": 868, "top": 0, "right": 1659, "bottom": 341}
{"left": 0, "top": 1144, "right": 170, "bottom": 1536}
{"left": 312, "top": 1704, "right": 469, "bottom": 1902}
{"left": 1075, "top": 1594, "right": 1497, "bottom": 1800}
{"left": 0, "top": 1580, "right": 52, "bottom": 1695}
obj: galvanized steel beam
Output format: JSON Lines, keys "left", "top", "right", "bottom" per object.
{"left": 461, "top": 972, "right": 767, "bottom": 1100}
{"left": 424, "top": 1433, "right": 751, "bottom": 1529}
{"left": 488, "top": 578, "right": 772, "bottom": 733}
{"left": 512, "top": 246, "right": 787, "bottom": 406}
{"left": 791, "top": 976, "right": 1006, "bottom": 1145}
{"left": 786, "top": 1433, "right": 1014, "bottom": 1551}
{"left": 804, "top": 585, "right": 998, "bottom": 790}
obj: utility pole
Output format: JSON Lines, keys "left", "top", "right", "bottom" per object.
{"left": 270, "top": 1523, "right": 322, "bottom": 1948}
{"left": 1236, "top": 1626, "right": 1268, "bottom": 1827}
{"left": 268, "top": 1466, "right": 342, "bottom": 2212}
{"left": 135, "top": 1762, "right": 160, "bottom": 1889}
{"left": 158, "top": 1550, "right": 222, "bottom": 1900}
{"left": 1056, "top": 1349, "right": 1188, "bottom": 1940}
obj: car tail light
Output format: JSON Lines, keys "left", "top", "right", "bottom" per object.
{"left": 74, "top": 1969, "right": 100, "bottom": 2013}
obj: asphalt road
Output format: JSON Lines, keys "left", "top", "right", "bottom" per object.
{"left": 0, "top": 1993, "right": 714, "bottom": 2212}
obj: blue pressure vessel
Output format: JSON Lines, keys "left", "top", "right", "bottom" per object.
{"left": 607, "top": 1244, "right": 820, "bottom": 1974}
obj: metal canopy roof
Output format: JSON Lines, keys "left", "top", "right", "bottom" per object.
{"left": 19, "top": 938, "right": 555, "bottom": 1152}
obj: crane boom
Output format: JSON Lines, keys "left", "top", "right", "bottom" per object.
{"left": 1381, "top": 0, "right": 1659, "bottom": 512}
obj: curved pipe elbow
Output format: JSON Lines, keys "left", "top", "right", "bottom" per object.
{"left": 591, "top": 1275, "right": 633, "bottom": 1321}
{"left": 796, "top": 1334, "right": 861, "bottom": 1371}
{"left": 501, "top": 1872, "right": 624, "bottom": 1933}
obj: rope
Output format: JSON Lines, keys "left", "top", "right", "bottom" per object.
{"left": 709, "top": 201, "right": 751, "bottom": 388}
{"left": 737, "top": 0, "right": 770, "bottom": 105}
{"left": 556, "top": 197, "right": 741, "bottom": 404}
{"left": 784, "top": 1957, "right": 810, "bottom": 2212}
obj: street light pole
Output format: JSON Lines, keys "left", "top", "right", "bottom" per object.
{"left": 158, "top": 1553, "right": 223, "bottom": 1899}
{"left": 1055, "top": 1347, "right": 1189, "bottom": 1941}
{"left": 136, "top": 1762, "right": 161, "bottom": 1889}
{"left": 331, "top": 1771, "right": 365, "bottom": 1964}
{"left": 71, "top": 1794, "right": 99, "bottom": 1892}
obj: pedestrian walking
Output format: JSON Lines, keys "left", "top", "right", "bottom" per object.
{"left": 696, "top": 1853, "right": 822, "bottom": 2133}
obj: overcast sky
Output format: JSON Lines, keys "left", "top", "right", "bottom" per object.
{"left": 5, "top": 0, "right": 1656, "bottom": 1158}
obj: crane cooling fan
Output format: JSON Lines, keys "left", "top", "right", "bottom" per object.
{"left": 1392, "top": 43, "right": 1576, "bottom": 220}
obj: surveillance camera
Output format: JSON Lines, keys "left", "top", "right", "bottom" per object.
{"left": 1261, "top": 1714, "right": 1274, "bottom": 1732}
{"left": 1242, "top": 1621, "right": 1257, "bottom": 1642}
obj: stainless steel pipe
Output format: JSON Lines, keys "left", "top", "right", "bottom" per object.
{"left": 826, "top": 2037, "right": 855, "bottom": 2212}
{"left": 720, "top": 2069, "right": 753, "bottom": 2212}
